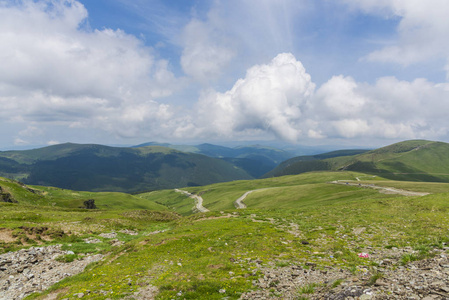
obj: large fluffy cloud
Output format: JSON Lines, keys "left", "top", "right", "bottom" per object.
{"left": 309, "top": 76, "right": 449, "bottom": 139}
{"left": 0, "top": 0, "right": 181, "bottom": 144}
{"left": 195, "top": 53, "right": 315, "bottom": 141}
{"left": 194, "top": 53, "right": 449, "bottom": 142}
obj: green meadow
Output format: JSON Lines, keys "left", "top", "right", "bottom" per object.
{"left": 1, "top": 171, "right": 449, "bottom": 299}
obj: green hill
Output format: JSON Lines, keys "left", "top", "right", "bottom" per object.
{"left": 0, "top": 143, "right": 253, "bottom": 193}
{"left": 266, "top": 140, "right": 449, "bottom": 183}
{"left": 0, "top": 176, "right": 167, "bottom": 210}
{"left": 141, "top": 170, "right": 449, "bottom": 215}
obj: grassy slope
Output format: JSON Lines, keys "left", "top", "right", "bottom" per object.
{"left": 268, "top": 140, "right": 449, "bottom": 183}
{"left": 141, "top": 171, "right": 372, "bottom": 213}
{"left": 0, "top": 177, "right": 167, "bottom": 210}
{"left": 22, "top": 171, "right": 449, "bottom": 299}
{"left": 343, "top": 140, "right": 449, "bottom": 181}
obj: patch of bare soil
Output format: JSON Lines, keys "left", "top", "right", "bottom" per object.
{"left": 38, "top": 287, "right": 69, "bottom": 300}
{"left": 0, "top": 229, "right": 15, "bottom": 243}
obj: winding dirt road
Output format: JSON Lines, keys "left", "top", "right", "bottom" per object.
{"left": 234, "top": 191, "right": 251, "bottom": 209}
{"left": 234, "top": 188, "right": 276, "bottom": 209}
{"left": 177, "top": 179, "right": 427, "bottom": 213}
{"left": 175, "top": 189, "right": 210, "bottom": 213}
{"left": 330, "top": 181, "right": 430, "bottom": 196}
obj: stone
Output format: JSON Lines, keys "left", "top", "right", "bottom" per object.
{"left": 0, "top": 245, "right": 103, "bottom": 300}
{"left": 83, "top": 199, "right": 97, "bottom": 209}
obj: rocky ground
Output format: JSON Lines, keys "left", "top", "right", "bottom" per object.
{"left": 240, "top": 248, "right": 449, "bottom": 299}
{"left": 0, "top": 245, "right": 103, "bottom": 300}
{"left": 2, "top": 237, "right": 449, "bottom": 299}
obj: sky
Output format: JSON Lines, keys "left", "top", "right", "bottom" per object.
{"left": 1, "top": 0, "right": 449, "bottom": 150}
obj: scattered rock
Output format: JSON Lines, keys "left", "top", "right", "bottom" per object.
{"left": 119, "top": 229, "right": 138, "bottom": 235}
{"left": 240, "top": 248, "right": 449, "bottom": 299}
{"left": 99, "top": 232, "right": 117, "bottom": 239}
{"left": 83, "top": 238, "right": 102, "bottom": 244}
{"left": 0, "top": 245, "right": 103, "bottom": 300}
{"left": 0, "top": 188, "right": 16, "bottom": 203}
{"left": 83, "top": 199, "right": 97, "bottom": 209}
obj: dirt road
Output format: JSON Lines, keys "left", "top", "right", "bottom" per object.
{"left": 234, "top": 188, "right": 276, "bottom": 209}
{"left": 234, "top": 191, "right": 252, "bottom": 209}
{"left": 330, "top": 181, "right": 430, "bottom": 196}
{"left": 175, "top": 189, "right": 210, "bottom": 213}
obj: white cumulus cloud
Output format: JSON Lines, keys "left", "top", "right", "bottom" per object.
{"left": 308, "top": 75, "right": 449, "bottom": 140}
{"left": 193, "top": 53, "right": 449, "bottom": 142}
{"left": 195, "top": 53, "right": 315, "bottom": 141}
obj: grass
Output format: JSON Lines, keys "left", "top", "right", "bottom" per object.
{"left": 140, "top": 171, "right": 372, "bottom": 213}
{"left": 29, "top": 213, "right": 305, "bottom": 299}
{"left": 331, "top": 278, "right": 344, "bottom": 288}
{"left": 0, "top": 170, "right": 447, "bottom": 299}
{"left": 0, "top": 176, "right": 167, "bottom": 210}
{"left": 0, "top": 201, "right": 178, "bottom": 254}
{"left": 298, "top": 283, "right": 318, "bottom": 294}
{"left": 55, "top": 253, "right": 79, "bottom": 263}
{"left": 367, "top": 271, "right": 384, "bottom": 285}
{"left": 268, "top": 140, "right": 449, "bottom": 183}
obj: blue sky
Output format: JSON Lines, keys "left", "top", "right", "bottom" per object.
{"left": 1, "top": 0, "right": 449, "bottom": 149}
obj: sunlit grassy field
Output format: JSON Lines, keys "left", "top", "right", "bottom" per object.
{"left": 2, "top": 171, "right": 449, "bottom": 299}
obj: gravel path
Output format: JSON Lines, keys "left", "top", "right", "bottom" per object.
{"left": 175, "top": 189, "right": 209, "bottom": 213}
{"left": 330, "top": 180, "right": 430, "bottom": 196}
{"left": 234, "top": 188, "right": 277, "bottom": 209}
{"left": 234, "top": 191, "right": 252, "bottom": 209}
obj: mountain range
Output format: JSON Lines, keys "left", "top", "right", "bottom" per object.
{"left": 0, "top": 139, "right": 448, "bottom": 193}
{"left": 0, "top": 143, "right": 254, "bottom": 193}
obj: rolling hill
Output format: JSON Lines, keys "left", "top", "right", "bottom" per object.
{"left": 0, "top": 176, "right": 166, "bottom": 210}
{"left": 0, "top": 143, "right": 253, "bottom": 193}
{"left": 265, "top": 140, "right": 449, "bottom": 183}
